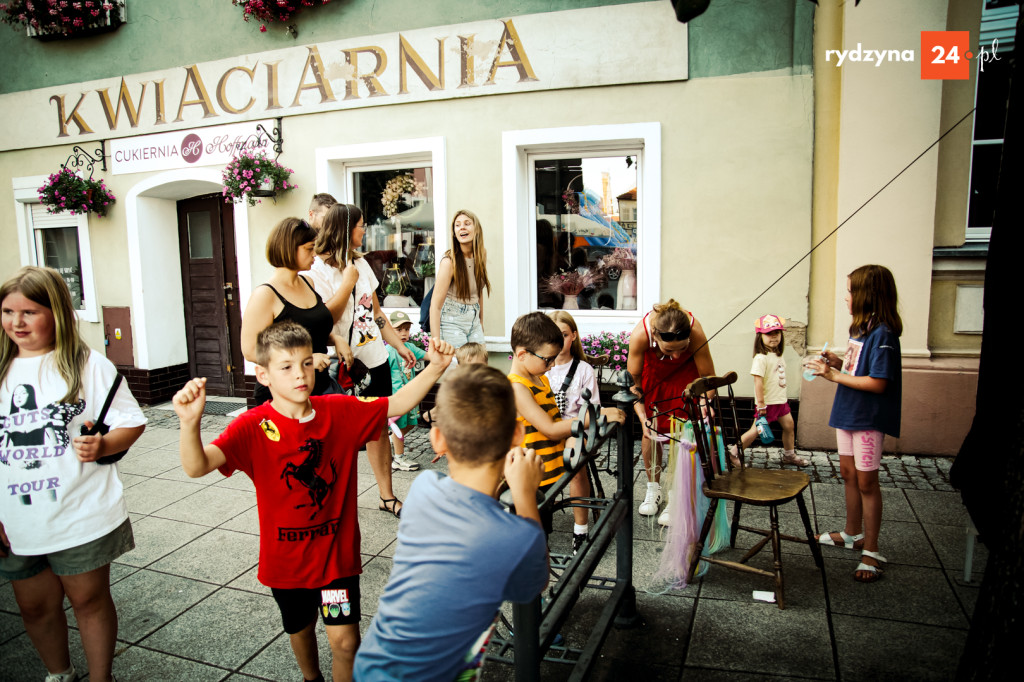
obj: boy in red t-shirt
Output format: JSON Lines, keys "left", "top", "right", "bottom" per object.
{"left": 173, "top": 321, "right": 454, "bottom": 682}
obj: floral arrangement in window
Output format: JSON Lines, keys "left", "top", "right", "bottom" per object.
{"left": 221, "top": 150, "right": 296, "bottom": 207}
{"left": 541, "top": 269, "right": 606, "bottom": 296}
{"left": 0, "top": 0, "right": 124, "bottom": 37}
{"left": 381, "top": 173, "right": 426, "bottom": 219}
{"left": 581, "top": 330, "right": 631, "bottom": 373}
{"left": 37, "top": 168, "right": 116, "bottom": 217}
{"left": 232, "top": 0, "right": 331, "bottom": 34}
{"left": 600, "top": 247, "right": 637, "bottom": 272}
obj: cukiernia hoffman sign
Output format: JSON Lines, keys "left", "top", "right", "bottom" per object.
{"left": 0, "top": 2, "right": 687, "bottom": 151}
{"left": 109, "top": 120, "right": 276, "bottom": 175}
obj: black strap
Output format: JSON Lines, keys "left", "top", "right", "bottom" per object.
{"left": 86, "top": 374, "right": 123, "bottom": 436}
{"left": 559, "top": 358, "right": 580, "bottom": 394}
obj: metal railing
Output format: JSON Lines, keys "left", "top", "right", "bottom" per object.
{"left": 487, "top": 390, "right": 641, "bottom": 681}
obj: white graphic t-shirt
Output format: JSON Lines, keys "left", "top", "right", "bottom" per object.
{"left": 0, "top": 350, "right": 146, "bottom": 555}
{"left": 305, "top": 256, "right": 387, "bottom": 369}
{"left": 750, "top": 353, "right": 787, "bottom": 406}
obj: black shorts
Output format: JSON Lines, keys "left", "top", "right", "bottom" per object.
{"left": 357, "top": 361, "right": 393, "bottom": 398}
{"left": 270, "top": 575, "right": 361, "bottom": 633}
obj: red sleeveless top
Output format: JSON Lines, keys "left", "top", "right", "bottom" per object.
{"left": 640, "top": 310, "right": 699, "bottom": 429}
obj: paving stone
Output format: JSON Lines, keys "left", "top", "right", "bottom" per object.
{"left": 148, "top": 529, "right": 259, "bottom": 584}
{"left": 904, "top": 489, "right": 968, "bottom": 527}
{"left": 123, "top": 477, "right": 205, "bottom": 515}
{"left": 116, "top": 516, "right": 210, "bottom": 568}
{"left": 141, "top": 588, "right": 282, "bottom": 669}
{"left": 240, "top": 625, "right": 332, "bottom": 680}
{"left": 152, "top": 485, "right": 256, "bottom": 527}
{"left": 833, "top": 614, "right": 965, "bottom": 681}
{"left": 111, "top": 645, "right": 230, "bottom": 681}
{"left": 92, "top": 569, "right": 217, "bottom": 642}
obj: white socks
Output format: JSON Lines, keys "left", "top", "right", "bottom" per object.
{"left": 574, "top": 523, "right": 589, "bottom": 535}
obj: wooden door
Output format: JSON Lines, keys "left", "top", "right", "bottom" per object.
{"left": 177, "top": 195, "right": 243, "bottom": 396}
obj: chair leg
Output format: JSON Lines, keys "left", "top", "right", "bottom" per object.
{"left": 769, "top": 505, "right": 785, "bottom": 609}
{"left": 688, "top": 498, "right": 720, "bottom": 582}
{"left": 730, "top": 500, "right": 742, "bottom": 547}
{"left": 796, "top": 492, "right": 823, "bottom": 569}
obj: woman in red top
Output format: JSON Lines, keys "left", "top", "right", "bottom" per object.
{"left": 626, "top": 299, "right": 716, "bottom": 525}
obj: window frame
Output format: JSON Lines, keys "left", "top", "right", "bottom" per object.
{"left": 11, "top": 174, "right": 99, "bottom": 322}
{"left": 315, "top": 137, "right": 447, "bottom": 325}
{"left": 501, "top": 123, "right": 661, "bottom": 339}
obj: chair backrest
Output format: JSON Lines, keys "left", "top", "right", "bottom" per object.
{"left": 684, "top": 371, "right": 742, "bottom": 483}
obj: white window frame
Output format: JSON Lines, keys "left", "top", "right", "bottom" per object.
{"left": 315, "top": 137, "right": 447, "bottom": 326}
{"left": 11, "top": 175, "right": 99, "bottom": 323}
{"left": 501, "top": 123, "right": 661, "bottom": 340}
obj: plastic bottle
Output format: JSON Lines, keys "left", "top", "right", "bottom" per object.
{"left": 803, "top": 341, "right": 829, "bottom": 382}
{"left": 755, "top": 415, "right": 774, "bottom": 444}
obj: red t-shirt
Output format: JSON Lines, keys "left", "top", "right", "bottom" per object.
{"left": 213, "top": 395, "right": 387, "bottom": 589}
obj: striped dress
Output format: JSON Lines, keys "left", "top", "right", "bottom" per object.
{"left": 507, "top": 373, "right": 566, "bottom": 487}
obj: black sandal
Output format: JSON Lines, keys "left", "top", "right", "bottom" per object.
{"left": 379, "top": 497, "right": 402, "bottom": 518}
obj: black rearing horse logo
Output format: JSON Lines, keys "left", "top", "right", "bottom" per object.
{"left": 281, "top": 439, "right": 337, "bottom": 519}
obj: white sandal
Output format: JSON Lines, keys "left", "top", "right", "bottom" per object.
{"left": 854, "top": 550, "right": 887, "bottom": 582}
{"left": 816, "top": 530, "right": 864, "bottom": 549}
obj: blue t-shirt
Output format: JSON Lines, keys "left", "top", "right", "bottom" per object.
{"left": 828, "top": 323, "right": 902, "bottom": 437}
{"left": 354, "top": 471, "right": 548, "bottom": 681}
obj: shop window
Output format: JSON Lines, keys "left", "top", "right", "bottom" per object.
{"left": 967, "top": 0, "right": 1018, "bottom": 240}
{"left": 315, "top": 137, "right": 447, "bottom": 322}
{"left": 502, "top": 123, "right": 661, "bottom": 337}
{"left": 352, "top": 166, "right": 435, "bottom": 308}
{"left": 10, "top": 188, "right": 98, "bottom": 322}
{"left": 533, "top": 155, "right": 638, "bottom": 312}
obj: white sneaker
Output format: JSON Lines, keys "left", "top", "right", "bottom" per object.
{"left": 391, "top": 454, "right": 420, "bottom": 471}
{"left": 638, "top": 487, "right": 661, "bottom": 516}
{"left": 658, "top": 503, "right": 672, "bottom": 526}
{"left": 44, "top": 665, "right": 77, "bottom": 682}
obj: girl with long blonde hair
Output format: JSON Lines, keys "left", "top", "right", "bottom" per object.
{"left": 429, "top": 210, "right": 491, "bottom": 348}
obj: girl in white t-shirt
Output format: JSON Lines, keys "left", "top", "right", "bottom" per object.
{"left": 546, "top": 311, "right": 601, "bottom": 556}
{"left": 0, "top": 266, "right": 146, "bottom": 682}
{"left": 731, "top": 315, "right": 807, "bottom": 467}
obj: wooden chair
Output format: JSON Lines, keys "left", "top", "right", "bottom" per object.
{"left": 684, "top": 372, "right": 822, "bottom": 609}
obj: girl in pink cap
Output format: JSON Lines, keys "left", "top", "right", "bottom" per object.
{"left": 730, "top": 315, "right": 808, "bottom": 467}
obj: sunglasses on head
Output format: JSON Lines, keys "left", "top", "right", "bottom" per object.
{"left": 655, "top": 329, "right": 689, "bottom": 342}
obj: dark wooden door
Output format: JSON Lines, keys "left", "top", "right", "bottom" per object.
{"left": 177, "top": 195, "right": 244, "bottom": 397}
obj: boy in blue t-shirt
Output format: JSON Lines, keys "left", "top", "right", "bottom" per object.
{"left": 354, "top": 364, "right": 549, "bottom": 681}
{"left": 386, "top": 310, "right": 427, "bottom": 472}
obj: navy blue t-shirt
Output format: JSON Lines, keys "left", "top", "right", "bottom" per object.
{"left": 354, "top": 471, "right": 548, "bottom": 681}
{"left": 828, "top": 323, "right": 902, "bottom": 438}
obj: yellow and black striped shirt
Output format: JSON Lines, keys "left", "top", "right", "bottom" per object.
{"left": 508, "top": 373, "right": 565, "bottom": 487}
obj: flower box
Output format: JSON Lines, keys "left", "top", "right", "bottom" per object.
{"left": 0, "top": 1, "right": 127, "bottom": 41}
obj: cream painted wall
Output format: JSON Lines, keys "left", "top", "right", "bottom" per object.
{"left": 2, "top": 70, "right": 813, "bottom": 393}
{"left": 832, "top": 0, "right": 947, "bottom": 357}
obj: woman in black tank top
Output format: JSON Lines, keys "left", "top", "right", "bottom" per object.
{"left": 241, "top": 218, "right": 346, "bottom": 404}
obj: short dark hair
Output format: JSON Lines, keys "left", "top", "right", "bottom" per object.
{"left": 310, "top": 193, "right": 337, "bottom": 214}
{"left": 254, "top": 322, "right": 312, "bottom": 366}
{"left": 266, "top": 218, "right": 316, "bottom": 269}
{"left": 510, "top": 311, "right": 562, "bottom": 352}
{"left": 435, "top": 364, "right": 516, "bottom": 463}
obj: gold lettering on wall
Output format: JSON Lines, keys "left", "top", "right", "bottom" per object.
{"left": 398, "top": 35, "right": 444, "bottom": 94}
{"left": 152, "top": 79, "right": 167, "bottom": 125}
{"left": 290, "top": 47, "right": 337, "bottom": 107}
{"left": 97, "top": 78, "right": 146, "bottom": 129}
{"left": 486, "top": 20, "right": 538, "bottom": 84}
{"left": 49, "top": 93, "right": 93, "bottom": 137}
{"left": 341, "top": 46, "right": 389, "bottom": 99}
{"left": 265, "top": 61, "right": 283, "bottom": 110}
{"left": 459, "top": 35, "right": 476, "bottom": 88}
{"left": 217, "top": 65, "right": 257, "bottom": 115}
{"left": 174, "top": 65, "right": 218, "bottom": 122}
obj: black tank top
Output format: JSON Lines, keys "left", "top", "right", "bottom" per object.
{"left": 254, "top": 277, "right": 334, "bottom": 401}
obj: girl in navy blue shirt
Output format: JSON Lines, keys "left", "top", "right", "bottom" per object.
{"left": 809, "top": 265, "right": 902, "bottom": 583}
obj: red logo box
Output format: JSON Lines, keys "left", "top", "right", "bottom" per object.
{"left": 921, "top": 31, "right": 971, "bottom": 80}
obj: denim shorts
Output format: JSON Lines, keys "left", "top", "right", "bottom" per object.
{"left": 0, "top": 517, "right": 134, "bottom": 580}
{"left": 440, "top": 298, "right": 484, "bottom": 348}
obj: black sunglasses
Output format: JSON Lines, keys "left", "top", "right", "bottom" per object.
{"left": 654, "top": 329, "right": 689, "bottom": 342}
{"left": 527, "top": 349, "right": 558, "bottom": 366}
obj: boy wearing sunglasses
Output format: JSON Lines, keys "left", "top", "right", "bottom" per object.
{"left": 508, "top": 312, "right": 623, "bottom": 534}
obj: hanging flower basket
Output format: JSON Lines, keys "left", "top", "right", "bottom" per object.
{"left": 232, "top": 0, "right": 332, "bottom": 35}
{"left": 221, "top": 150, "right": 296, "bottom": 207}
{"left": 37, "top": 168, "right": 116, "bottom": 217}
{"left": 1, "top": 1, "right": 126, "bottom": 40}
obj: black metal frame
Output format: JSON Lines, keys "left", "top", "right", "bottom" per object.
{"left": 62, "top": 143, "right": 106, "bottom": 179}
{"left": 486, "top": 389, "right": 641, "bottom": 681}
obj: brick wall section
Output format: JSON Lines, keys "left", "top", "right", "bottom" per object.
{"left": 120, "top": 364, "right": 190, "bottom": 405}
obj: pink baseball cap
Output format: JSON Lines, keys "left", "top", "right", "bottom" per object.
{"left": 755, "top": 314, "right": 785, "bottom": 333}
